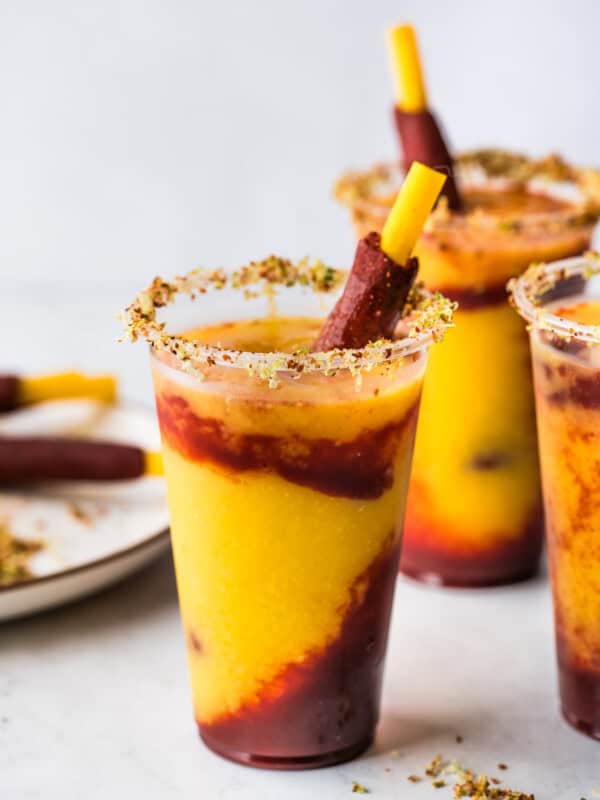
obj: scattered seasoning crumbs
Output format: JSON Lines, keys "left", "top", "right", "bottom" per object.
{"left": 453, "top": 774, "right": 533, "bottom": 800}
{"left": 0, "top": 524, "right": 43, "bottom": 586}
{"left": 352, "top": 782, "right": 369, "bottom": 794}
{"left": 426, "top": 754, "right": 446, "bottom": 778}
{"left": 404, "top": 756, "right": 533, "bottom": 800}
{"left": 456, "top": 736, "right": 464, "bottom": 744}
{"left": 68, "top": 503, "right": 92, "bottom": 525}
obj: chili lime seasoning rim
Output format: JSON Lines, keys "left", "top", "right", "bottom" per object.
{"left": 509, "top": 252, "right": 600, "bottom": 344}
{"left": 122, "top": 255, "right": 455, "bottom": 385}
{"left": 334, "top": 149, "right": 600, "bottom": 235}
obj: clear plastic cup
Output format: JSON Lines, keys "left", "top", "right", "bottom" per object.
{"left": 511, "top": 253, "right": 600, "bottom": 739}
{"left": 335, "top": 151, "right": 600, "bottom": 586}
{"left": 123, "top": 258, "right": 453, "bottom": 768}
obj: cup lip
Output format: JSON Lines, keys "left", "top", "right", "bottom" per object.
{"left": 509, "top": 251, "right": 600, "bottom": 344}
{"left": 121, "top": 255, "right": 455, "bottom": 385}
{"left": 334, "top": 149, "right": 600, "bottom": 235}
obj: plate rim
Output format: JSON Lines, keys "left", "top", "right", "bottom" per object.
{"left": 0, "top": 398, "right": 170, "bottom": 595}
{"left": 0, "top": 526, "right": 170, "bottom": 594}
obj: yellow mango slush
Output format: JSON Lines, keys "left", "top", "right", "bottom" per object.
{"left": 152, "top": 317, "right": 422, "bottom": 767}
{"left": 335, "top": 152, "right": 599, "bottom": 585}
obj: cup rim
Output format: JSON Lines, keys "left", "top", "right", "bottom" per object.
{"left": 509, "top": 252, "right": 600, "bottom": 344}
{"left": 121, "top": 255, "right": 455, "bottom": 384}
{"left": 334, "top": 149, "right": 600, "bottom": 236}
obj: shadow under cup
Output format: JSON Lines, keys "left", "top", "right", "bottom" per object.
{"left": 512, "top": 254, "right": 600, "bottom": 740}
{"left": 143, "top": 271, "right": 446, "bottom": 769}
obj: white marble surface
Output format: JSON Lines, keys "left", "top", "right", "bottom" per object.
{"left": 1, "top": 282, "right": 599, "bottom": 798}
{"left": 2, "top": 553, "right": 599, "bottom": 799}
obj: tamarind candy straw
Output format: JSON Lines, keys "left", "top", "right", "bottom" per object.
{"left": 0, "top": 376, "right": 18, "bottom": 413}
{"left": 312, "top": 162, "right": 446, "bottom": 352}
{"left": 388, "top": 24, "right": 462, "bottom": 211}
{"left": 0, "top": 437, "right": 163, "bottom": 482}
{"left": 0, "top": 371, "right": 117, "bottom": 413}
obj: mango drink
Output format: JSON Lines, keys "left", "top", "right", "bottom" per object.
{"left": 123, "top": 252, "right": 453, "bottom": 768}
{"left": 335, "top": 152, "right": 600, "bottom": 585}
{"left": 512, "top": 255, "right": 600, "bottom": 740}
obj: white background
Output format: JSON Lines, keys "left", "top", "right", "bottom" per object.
{"left": 2, "top": 0, "right": 599, "bottom": 291}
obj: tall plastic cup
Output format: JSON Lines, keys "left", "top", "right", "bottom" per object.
{"left": 335, "top": 151, "right": 600, "bottom": 585}
{"left": 123, "top": 257, "right": 454, "bottom": 767}
{"left": 512, "top": 253, "right": 600, "bottom": 740}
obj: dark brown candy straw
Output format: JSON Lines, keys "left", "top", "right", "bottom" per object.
{"left": 0, "top": 437, "right": 146, "bottom": 482}
{"left": 394, "top": 108, "right": 462, "bottom": 211}
{"left": 312, "top": 232, "right": 418, "bottom": 352}
{"left": 0, "top": 375, "right": 19, "bottom": 413}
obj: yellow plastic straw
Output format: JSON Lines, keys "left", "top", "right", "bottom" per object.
{"left": 388, "top": 24, "right": 428, "bottom": 112}
{"left": 380, "top": 162, "right": 446, "bottom": 264}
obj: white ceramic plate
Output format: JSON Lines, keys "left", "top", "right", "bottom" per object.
{"left": 0, "top": 400, "right": 170, "bottom": 622}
